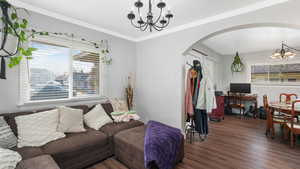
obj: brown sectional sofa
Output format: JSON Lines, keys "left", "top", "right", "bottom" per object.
{"left": 1, "top": 102, "right": 184, "bottom": 169}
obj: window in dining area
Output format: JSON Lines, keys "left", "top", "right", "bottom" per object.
{"left": 251, "top": 63, "right": 300, "bottom": 84}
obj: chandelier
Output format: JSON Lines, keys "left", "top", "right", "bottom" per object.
{"left": 127, "top": 0, "right": 173, "bottom": 32}
{"left": 271, "top": 42, "right": 300, "bottom": 60}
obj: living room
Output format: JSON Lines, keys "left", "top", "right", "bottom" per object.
{"left": 1, "top": 0, "right": 300, "bottom": 169}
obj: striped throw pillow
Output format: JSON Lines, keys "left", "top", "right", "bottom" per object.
{"left": 0, "top": 117, "right": 17, "bottom": 148}
{"left": 0, "top": 147, "right": 22, "bottom": 169}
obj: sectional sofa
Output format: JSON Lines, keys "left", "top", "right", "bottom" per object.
{"left": 1, "top": 102, "right": 184, "bottom": 169}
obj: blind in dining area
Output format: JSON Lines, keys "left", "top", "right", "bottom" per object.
{"left": 72, "top": 50, "right": 100, "bottom": 97}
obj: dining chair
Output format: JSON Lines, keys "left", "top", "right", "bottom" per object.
{"left": 264, "top": 95, "right": 287, "bottom": 138}
{"left": 280, "top": 93, "right": 298, "bottom": 104}
{"left": 280, "top": 93, "right": 298, "bottom": 122}
{"left": 285, "top": 100, "right": 300, "bottom": 147}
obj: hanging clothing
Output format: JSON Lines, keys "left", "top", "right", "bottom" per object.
{"left": 185, "top": 69, "right": 194, "bottom": 116}
{"left": 194, "top": 109, "right": 209, "bottom": 135}
{"left": 196, "top": 65, "right": 216, "bottom": 113}
{"left": 192, "top": 67, "right": 202, "bottom": 106}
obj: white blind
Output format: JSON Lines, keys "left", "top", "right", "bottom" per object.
{"left": 72, "top": 50, "right": 100, "bottom": 97}
{"left": 29, "top": 41, "right": 70, "bottom": 101}
{"left": 19, "top": 38, "right": 102, "bottom": 103}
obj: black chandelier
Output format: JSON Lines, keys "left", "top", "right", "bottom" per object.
{"left": 127, "top": 0, "right": 173, "bottom": 32}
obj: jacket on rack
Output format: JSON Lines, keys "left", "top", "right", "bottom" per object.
{"left": 185, "top": 69, "right": 194, "bottom": 116}
{"left": 196, "top": 67, "right": 216, "bottom": 113}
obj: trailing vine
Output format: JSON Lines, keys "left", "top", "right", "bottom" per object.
{"left": 0, "top": 0, "right": 49, "bottom": 68}
{"left": 0, "top": 0, "right": 112, "bottom": 71}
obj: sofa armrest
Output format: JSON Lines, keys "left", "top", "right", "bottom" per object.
{"left": 16, "top": 155, "right": 60, "bottom": 169}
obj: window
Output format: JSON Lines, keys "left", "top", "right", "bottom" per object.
{"left": 251, "top": 63, "right": 300, "bottom": 84}
{"left": 26, "top": 41, "right": 101, "bottom": 102}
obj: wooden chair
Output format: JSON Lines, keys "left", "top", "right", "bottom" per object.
{"left": 228, "top": 91, "right": 245, "bottom": 118}
{"left": 264, "top": 95, "right": 287, "bottom": 138}
{"left": 280, "top": 93, "right": 298, "bottom": 104}
{"left": 280, "top": 93, "right": 298, "bottom": 121}
{"left": 285, "top": 100, "right": 300, "bottom": 147}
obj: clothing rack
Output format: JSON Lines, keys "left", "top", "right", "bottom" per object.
{"left": 185, "top": 59, "right": 208, "bottom": 143}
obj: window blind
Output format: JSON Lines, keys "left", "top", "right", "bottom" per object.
{"left": 19, "top": 38, "right": 102, "bottom": 103}
{"left": 72, "top": 50, "right": 100, "bottom": 97}
{"left": 29, "top": 41, "right": 70, "bottom": 101}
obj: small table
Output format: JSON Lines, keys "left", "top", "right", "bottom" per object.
{"left": 225, "top": 94, "right": 258, "bottom": 118}
{"left": 266, "top": 103, "right": 300, "bottom": 137}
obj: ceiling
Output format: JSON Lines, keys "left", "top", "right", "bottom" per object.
{"left": 202, "top": 27, "right": 300, "bottom": 55}
{"left": 9, "top": 0, "right": 290, "bottom": 41}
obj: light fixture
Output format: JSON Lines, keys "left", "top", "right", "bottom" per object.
{"left": 271, "top": 42, "right": 299, "bottom": 60}
{"left": 231, "top": 52, "right": 244, "bottom": 72}
{"left": 127, "top": 0, "right": 174, "bottom": 32}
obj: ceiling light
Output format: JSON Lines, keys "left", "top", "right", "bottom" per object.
{"left": 271, "top": 42, "right": 299, "bottom": 60}
{"left": 127, "top": 0, "right": 174, "bottom": 32}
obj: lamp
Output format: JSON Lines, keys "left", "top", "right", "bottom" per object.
{"left": 127, "top": 0, "right": 174, "bottom": 32}
{"left": 271, "top": 42, "right": 298, "bottom": 60}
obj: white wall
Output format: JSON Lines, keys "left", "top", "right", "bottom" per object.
{"left": 136, "top": 0, "right": 300, "bottom": 130}
{"left": 222, "top": 50, "right": 300, "bottom": 106}
{"left": 0, "top": 12, "right": 136, "bottom": 113}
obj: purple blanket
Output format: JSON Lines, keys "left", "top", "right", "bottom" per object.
{"left": 144, "top": 121, "right": 183, "bottom": 169}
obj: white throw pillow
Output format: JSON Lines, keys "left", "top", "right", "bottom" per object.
{"left": 0, "top": 147, "right": 22, "bottom": 169}
{"left": 84, "top": 104, "right": 113, "bottom": 130}
{"left": 0, "top": 117, "right": 17, "bottom": 148}
{"left": 15, "top": 109, "right": 65, "bottom": 148}
{"left": 57, "top": 106, "right": 86, "bottom": 133}
{"left": 110, "top": 98, "right": 129, "bottom": 112}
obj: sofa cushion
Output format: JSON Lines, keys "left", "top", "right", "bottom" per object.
{"left": 0, "top": 116, "right": 17, "bottom": 148}
{"left": 0, "top": 147, "right": 22, "bottom": 169}
{"left": 15, "top": 109, "right": 65, "bottom": 148}
{"left": 1, "top": 105, "right": 89, "bottom": 137}
{"left": 16, "top": 155, "right": 59, "bottom": 169}
{"left": 42, "top": 128, "right": 108, "bottom": 156}
{"left": 57, "top": 106, "right": 86, "bottom": 133}
{"left": 100, "top": 120, "right": 144, "bottom": 137}
{"left": 11, "top": 147, "right": 44, "bottom": 160}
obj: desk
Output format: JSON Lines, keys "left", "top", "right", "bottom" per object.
{"left": 224, "top": 94, "right": 258, "bottom": 118}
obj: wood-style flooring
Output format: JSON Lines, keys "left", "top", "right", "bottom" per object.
{"left": 88, "top": 116, "right": 300, "bottom": 169}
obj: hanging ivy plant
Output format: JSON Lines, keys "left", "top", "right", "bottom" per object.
{"left": 231, "top": 52, "right": 244, "bottom": 72}
{"left": 0, "top": 0, "right": 49, "bottom": 69}
{"left": 0, "top": 0, "right": 112, "bottom": 79}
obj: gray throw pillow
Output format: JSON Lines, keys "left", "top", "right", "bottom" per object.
{"left": 0, "top": 116, "right": 17, "bottom": 148}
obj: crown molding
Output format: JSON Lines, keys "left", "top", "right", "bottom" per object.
{"left": 8, "top": 0, "right": 137, "bottom": 42}
{"left": 9, "top": 0, "right": 289, "bottom": 42}
{"left": 135, "top": 0, "right": 290, "bottom": 42}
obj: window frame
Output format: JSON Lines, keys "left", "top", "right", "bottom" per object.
{"left": 250, "top": 62, "right": 300, "bottom": 86}
{"left": 23, "top": 38, "right": 105, "bottom": 104}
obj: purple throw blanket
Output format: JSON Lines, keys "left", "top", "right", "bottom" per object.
{"left": 144, "top": 121, "right": 183, "bottom": 169}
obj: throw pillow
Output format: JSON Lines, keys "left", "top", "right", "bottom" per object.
{"left": 15, "top": 109, "right": 65, "bottom": 148}
{"left": 84, "top": 104, "right": 113, "bottom": 130}
{"left": 0, "top": 117, "right": 17, "bottom": 148}
{"left": 57, "top": 106, "right": 86, "bottom": 133}
{"left": 111, "top": 111, "right": 140, "bottom": 123}
{"left": 110, "top": 98, "right": 129, "bottom": 112}
{"left": 0, "top": 147, "right": 22, "bottom": 169}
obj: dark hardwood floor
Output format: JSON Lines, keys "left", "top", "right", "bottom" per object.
{"left": 89, "top": 116, "right": 300, "bottom": 169}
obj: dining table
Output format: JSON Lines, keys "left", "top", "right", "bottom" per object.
{"left": 266, "top": 102, "right": 300, "bottom": 137}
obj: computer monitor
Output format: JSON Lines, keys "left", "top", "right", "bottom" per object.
{"left": 230, "top": 83, "right": 251, "bottom": 94}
